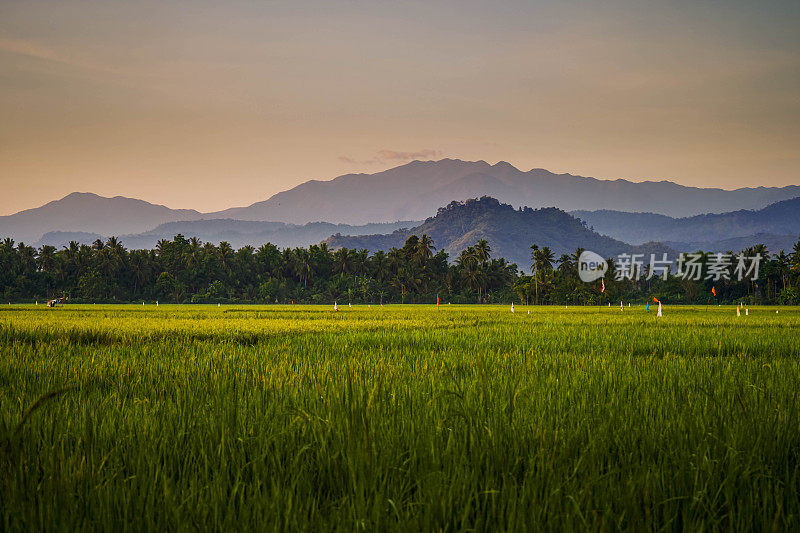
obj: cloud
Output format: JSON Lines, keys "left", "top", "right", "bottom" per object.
{"left": 377, "top": 149, "right": 441, "bottom": 160}
{"left": 0, "top": 36, "right": 109, "bottom": 73}
{"left": 338, "top": 149, "right": 442, "bottom": 165}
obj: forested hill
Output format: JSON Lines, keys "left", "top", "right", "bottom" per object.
{"left": 325, "top": 197, "right": 671, "bottom": 269}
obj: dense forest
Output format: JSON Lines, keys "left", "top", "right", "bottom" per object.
{"left": 2, "top": 234, "right": 800, "bottom": 305}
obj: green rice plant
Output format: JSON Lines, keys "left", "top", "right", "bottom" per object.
{"left": 1, "top": 304, "right": 799, "bottom": 531}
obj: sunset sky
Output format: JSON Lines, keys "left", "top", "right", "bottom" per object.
{"left": 1, "top": 0, "right": 798, "bottom": 215}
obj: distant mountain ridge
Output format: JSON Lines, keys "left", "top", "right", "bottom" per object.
{"left": 0, "top": 192, "right": 206, "bottom": 244}
{"left": 3, "top": 159, "right": 799, "bottom": 242}
{"left": 35, "top": 219, "right": 420, "bottom": 251}
{"left": 211, "top": 159, "right": 800, "bottom": 224}
{"left": 324, "top": 196, "right": 673, "bottom": 269}
{"left": 573, "top": 196, "right": 800, "bottom": 253}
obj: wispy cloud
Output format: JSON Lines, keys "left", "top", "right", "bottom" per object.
{"left": 339, "top": 149, "right": 442, "bottom": 165}
{"left": 376, "top": 149, "right": 441, "bottom": 160}
{"left": 0, "top": 36, "right": 109, "bottom": 73}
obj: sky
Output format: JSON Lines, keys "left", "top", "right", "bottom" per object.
{"left": 1, "top": 0, "right": 799, "bottom": 215}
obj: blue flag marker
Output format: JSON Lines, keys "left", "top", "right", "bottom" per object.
{"left": 646, "top": 301, "right": 650, "bottom": 311}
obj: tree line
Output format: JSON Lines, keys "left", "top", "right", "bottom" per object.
{"left": 2, "top": 235, "right": 800, "bottom": 305}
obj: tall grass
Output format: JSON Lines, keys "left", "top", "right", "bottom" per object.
{"left": 1, "top": 305, "right": 799, "bottom": 530}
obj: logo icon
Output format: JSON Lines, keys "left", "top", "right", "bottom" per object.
{"left": 578, "top": 250, "right": 608, "bottom": 282}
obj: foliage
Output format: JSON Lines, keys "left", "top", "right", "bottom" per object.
{"left": 2, "top": 232, "right": 800, "bottom": 305}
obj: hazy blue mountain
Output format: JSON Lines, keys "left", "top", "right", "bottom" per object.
{"left": 572, "top": 197, "right": 800, "bottom": 250}
{"left": 34, "top": 231, "right": 105, "bottom": 249}
{"left": 117, "top": 219, "right": 420, "bottom": 250}
{"left": 325, "top": 196, "right": 673, "bottom": 270}
{"left": 1, "top": 192, "right": 205, "bottom": 243}
{"left": 33, "top": 219, "right": 420, "bottom": 250}
{"left": 211, "top": 159, "right": 800, "bottom": 224}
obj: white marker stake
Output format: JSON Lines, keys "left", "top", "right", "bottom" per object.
{"left": 746, "top": 308, "right": 749, "bottom": 316}
{"left": 334, "top": 301, "right": 338, "bottom": 311}
{"left": 657, "top": 302, "right": 662, "bottom": 317}
{"left": 510, "top": 302, "right": 514, "bottom": 313}
{"left": 620, "top": 301, "right": 624, "bottom": 311}
{"left": 737, "top": 307, "right": 740, "bottom": 317}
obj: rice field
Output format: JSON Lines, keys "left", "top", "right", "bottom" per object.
{"left": 1, "top": 304, "right": 800, "bottom": 531}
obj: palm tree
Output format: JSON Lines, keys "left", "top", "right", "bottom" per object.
{"left": 529, "top": 245, "right": 554, "bottom": 304}
{"left": 557, "top": 254, "right": 573, "bottom": 274}
{"left": 184, "top": 237, "right": 202, "bottom": 268}
{"left": 776, "top": 251, "right": 790, "bottom": 291}
{"left": 333, "top": 248, "right": 352, "bottom": 276}
{"left": 16, "top": 243, "right": 37, "bottom": 278}
{"left": 742, "top": 244, "right": 769, "bottom": 299}
{"left": 539, "top": 247, "right": 554, "bottom": 271}
{"left": 129, "top": 250, "right": 151, "bottom": 297}
{"left": 294, "top": 248, "right": 313, "bottom": 288}
{"left": 391, "top": 267, "right": 419, "bottom": 303}
{"left": 792, "top": 239, "right": 800, "bottom": 270}
{"left": 416, "top": 234, "right": 436, "bottom": 261}
{"left": 217, "top": 242, "right": 234, "bottom": 273}
{"left": 36, "top": 245, "right": 58, "bottom": 296}
{"left": 37, "top": 245, "right": 57, "bottom": 273}
{"left": 571, "top": 247, "right": 585, "bottom": 266}
{"left": 530, "top": 244, "right": 540, "bottom": 304}
{"left": 474, "top": 239, "right": 491, "bottom": 267}
{"left": 104, "top": 236, "right": 127, "bottom": 279}
{"left": 457, "top": 247, "right": 484, "bottom": 302}
{"left": 370, "top": 250, "right": 389, "bottom": 282}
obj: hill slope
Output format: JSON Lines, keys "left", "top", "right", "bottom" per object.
{"left": 325, "top": 197, "right": 671, "bottom": 269}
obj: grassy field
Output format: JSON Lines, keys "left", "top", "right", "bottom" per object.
{"left": 1, "top": 304, "right": 799, "bottom": 531}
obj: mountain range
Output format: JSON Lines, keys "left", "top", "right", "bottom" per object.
{"left": 1, "top": 193, "right": 207, "bottom": 244}
{"left": 325, "top": 197, "right": 672, "bottom": 269}
{"left": 32, "top": 219, "right": 420, "bottom": 251}
{"left": 3, "top": 159, "right": 800, "bottom": 243}
{"left": 573, "top": 197, "right": 800, "bottom": 253}
{"left": 206, "top": 159, "right": 800, "bottom": 224}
